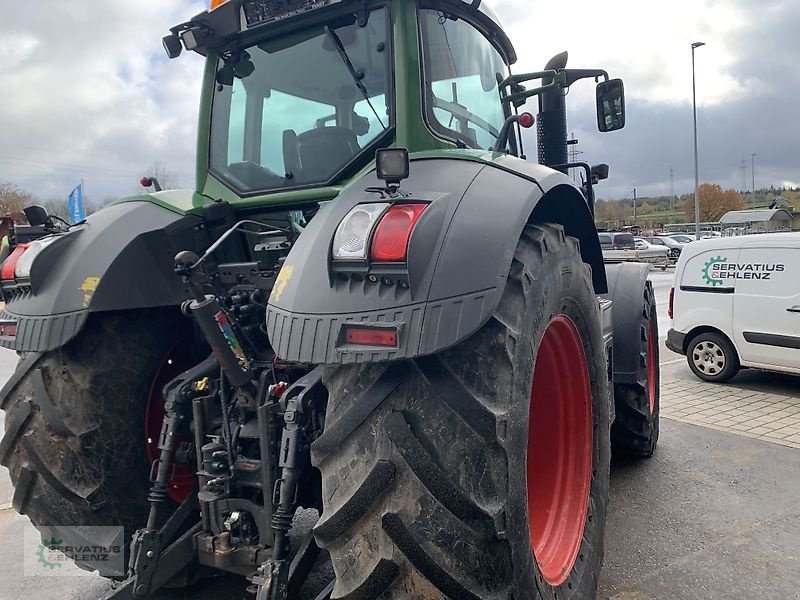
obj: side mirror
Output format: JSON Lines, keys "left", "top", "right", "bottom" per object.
{"left": 24, "top": 205, "right": 49, "bottom": 227}
{"left": 596, "top": 78, "right": 625, "bottom": 132}
{"left": 590, "top": 163, "right": 609, "bottom": 184}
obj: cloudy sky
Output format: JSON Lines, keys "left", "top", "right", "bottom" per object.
{"left": 2, "top": 0, "right": 798, "bottom": 204}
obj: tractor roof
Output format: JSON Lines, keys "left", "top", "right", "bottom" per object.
{"left": 167, "top": 0, "right": 516, "bottom": 65}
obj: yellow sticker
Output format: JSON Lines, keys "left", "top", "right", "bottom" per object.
{"left": 80, "top": 276, "right": 101, "bottom": 307}
{"left": 80, "top": 276, "right": 101, "bottom": 292}
{"left": 271, "top": 264, "right": 294, "bottom": 302}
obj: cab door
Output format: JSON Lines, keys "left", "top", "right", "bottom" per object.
{"left": 733, "top": 245, "right": 800, "bottom": 369}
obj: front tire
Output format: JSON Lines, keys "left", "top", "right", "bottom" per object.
{"left": 0, "top": 309, "right": 192, "bottom": 575}
{"left": 610, "top": 280, "right": 660, "bottom": 457}
{"left": 686, "top": 331, "right": 739, "bottom": 382}
{"left": 311, "top": 224, "right": 611, "bottom": 599}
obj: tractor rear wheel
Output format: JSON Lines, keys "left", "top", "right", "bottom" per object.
{"left": 610, "top": 280, "right": 660, "bottom": 457}
{"left": 311, "top": 224, "right": 611, "bottom": 600}
{"left": 0, "top": 309, "right": 195, "bottom": 576}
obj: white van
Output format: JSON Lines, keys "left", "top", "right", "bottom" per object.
{"left": 667, "top": 232, "right": 800, "bottom": 382}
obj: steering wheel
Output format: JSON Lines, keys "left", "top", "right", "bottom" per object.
{"left": 431, "top": 96, "right": 500, "bottom": 139}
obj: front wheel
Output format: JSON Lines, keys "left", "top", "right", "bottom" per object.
{"left": 311, "top": 224, "right": 611, "bottom": 599}
{"left": 0, "top": 309, "right": 196, "bottom": 576}
{"left": 687, "top": 331, "right": 740, "bottom": 382}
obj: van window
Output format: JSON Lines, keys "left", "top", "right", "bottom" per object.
{"left": 612, "top": 234, "right": 635, "bottom": 249}
{"left": 598, "top": 234, "right": 612, "bottom": 249}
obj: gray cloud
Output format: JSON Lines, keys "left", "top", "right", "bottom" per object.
{"left": 2, "top": 0, "right": 798, "bottom": 205}
{"left": 0, "top": 1, "right": 205, "bottom": 203}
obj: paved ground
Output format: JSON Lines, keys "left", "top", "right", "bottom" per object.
{"left": 1, "top": 268, "right": 798, "bottom": 599}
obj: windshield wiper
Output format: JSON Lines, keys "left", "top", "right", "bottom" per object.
{"left": 324, "top": 26, "right": 386, "bottom": 130}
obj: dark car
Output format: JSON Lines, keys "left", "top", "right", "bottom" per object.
{"left": 643, "top": 236, "right": 683, "bottom": 259}
{"left": 598, "top": 232, "right": 636, "bottom": 250}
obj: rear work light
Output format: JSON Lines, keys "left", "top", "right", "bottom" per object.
{"left": 344, "top": 325, "right": 398, "bottom": 347}
{"left": 1, "top": 244, "right": 29, "bottom": 281}
{"left": 370, "top": 203, "right": 428, "bottom": 263}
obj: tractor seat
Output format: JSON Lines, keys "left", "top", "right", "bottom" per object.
{"left": 285, "top": 126, "right": 361, "bottom": 182}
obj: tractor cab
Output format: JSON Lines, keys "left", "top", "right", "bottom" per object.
{"left": 165, "top": 0, "right": 623, "bottom": 206}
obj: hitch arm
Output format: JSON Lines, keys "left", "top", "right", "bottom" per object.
{"left": 101, "top": 523, "right": 202, "bottom": 600}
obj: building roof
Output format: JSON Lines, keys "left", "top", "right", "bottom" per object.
{"left": 718, "top": 208, "right": 793, "bottom": 224}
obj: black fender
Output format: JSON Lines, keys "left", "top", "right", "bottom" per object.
{"left": 0, "top": 202, "right": 201, "bottom": 352}
{"left": 266, "top": 156, "right": 605, "bottom": 364}
{"left": 601, "top": 261, "right": 652, "bottom": 384}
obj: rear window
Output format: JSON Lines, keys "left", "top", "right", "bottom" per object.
{"left": 598, "top": 234, "right": 612, "bottom": 249}
{"left": 613, "top": 234, "right": 635, "bottom": 249}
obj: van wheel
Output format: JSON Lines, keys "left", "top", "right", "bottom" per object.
{"left": 686, "top": 332, "right": 739, "bottom": 383}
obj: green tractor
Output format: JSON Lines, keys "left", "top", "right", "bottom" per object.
{"left": 0, "top": 0, "right": 659, "bottom": 598}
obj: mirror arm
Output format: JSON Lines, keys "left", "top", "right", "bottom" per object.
{"left": 500, "top": 80, "right": 559, "bottom": 105}
{"left": 562, "top": 69, "right": 608, "bottom": 86}
{"left": 498, "top": 69, "right": 558, "bottom": 88}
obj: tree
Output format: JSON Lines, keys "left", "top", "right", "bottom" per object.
{"left": 683, "top": 183, "right": 746, "bottom": 222}
{"left": 0, "top": 181, "right": 33, "bottom": 215}
{"left": 138, "top": 162, "right": 179, "bottom": 192}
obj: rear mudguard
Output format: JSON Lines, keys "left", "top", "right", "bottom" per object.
{"left": 266, "top": 156, "right": 605, "bottom": 364}
{"left": 602, "top": 262, "right": 652, "bottom": 385}
{"left": 0, "top": 202, "right": 202, "bottom": 352}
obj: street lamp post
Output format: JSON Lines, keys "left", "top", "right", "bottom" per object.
{"left": 691, "top": 41, "right": 705, "bottom": 240}
{"left": 751, "top": 153, "right": 757, "bottom": 207}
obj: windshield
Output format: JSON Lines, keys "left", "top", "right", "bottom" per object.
{"left": 209, "top": 7, "right": 391, "bottom": 194}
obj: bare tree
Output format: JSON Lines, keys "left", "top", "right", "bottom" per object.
{"left": 138, "top": 162, "right": 180, "bottom": 192}
{"left": 0, "top": 181, "right": 33, "bottom": 215}
{"left": 41, "top": 198, "right": 70, "bottom": 221}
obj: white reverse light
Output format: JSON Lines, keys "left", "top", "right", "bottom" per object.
{"left": 332, "top": 203, "right": 389, "bottom": 260}
{"left": 14, "top": 236, "right": 61, "bottom": 279}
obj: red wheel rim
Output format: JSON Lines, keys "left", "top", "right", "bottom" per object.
{"left": 144, "top": 336, "right": 197, "bottom": 503}
{"left": 527, "top": 315, "right": 593, "bottom": 587}
{"left": 647, "top": 319, "right": 657, "bottom": 414}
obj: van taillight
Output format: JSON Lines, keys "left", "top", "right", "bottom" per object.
{"left": 613, "top": 242, "right": 618, "bottom": 249}
{"left": 668, "top": 287, "right": 674, "bottom": 319}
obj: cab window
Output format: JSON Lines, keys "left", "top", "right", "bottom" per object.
{"left": 419, "top": 9, "right": 508, "bottom": 150}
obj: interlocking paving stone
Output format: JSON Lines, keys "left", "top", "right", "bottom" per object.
{"left": 661, "top": 374, "right": 800, "bottom": 448}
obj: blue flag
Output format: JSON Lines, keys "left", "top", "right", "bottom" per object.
{"left": 68, "top": 183, "right": 85, "bottom": 224}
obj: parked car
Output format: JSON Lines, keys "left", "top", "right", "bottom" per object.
{"left": 633, "top": 237, "right": 669, "bottom": 270}
{"left": 598, "top": 231, "right": 635, "bottom": 250}
{"left": 669, "top": 233, "right": 695, "bottom": 244}
{"left": 642, "top": 235, "right": 683, "bottom": 261}
{"left": 667, "top": 232, "right": 800, "bottom": 382}
{"left": 600, "top": 232, "right": 665, "bottom": 267}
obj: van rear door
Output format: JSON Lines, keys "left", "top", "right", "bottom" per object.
{"left": 733, "top": 245, "right": 800, "bottom": 370}
{"left": 673, "top": 247, "right": 739, "bottom": 345}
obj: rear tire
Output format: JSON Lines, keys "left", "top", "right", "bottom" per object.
{"left": 0, "top": 309, "right": 190, "bottom": 576}
{"left": 312, "top": 224, "right": 611, "bottom": 600}
{"left": 610, "top": 280, "right": 660, "bottom": 457}
{"left": 686, "top": 331, "right": 739, "bottom": 383}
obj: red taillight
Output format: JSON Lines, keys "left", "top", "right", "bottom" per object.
{"left": 613, "top": 242, "right": 619, "bottom": 249}
{"left": 668, "top": 287, "right": 674, "bottom": 319}
{"left": 344, "top": 326, "right": 398, "bottom": 347}
{"left": 1, "top": 244, "right": 29, "bottom": 281}
{"left": 370, "top": 203, "right": 427, "bottom": 263}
